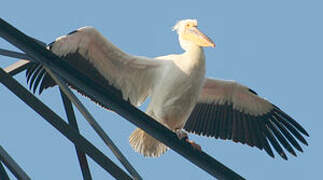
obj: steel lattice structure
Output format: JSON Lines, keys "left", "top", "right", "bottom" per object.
{"left": 0, "top": 18, "right": 244, "bottom": 180}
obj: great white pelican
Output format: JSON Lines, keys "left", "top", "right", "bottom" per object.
{"left": 26, "top": 19, "right": 308, "bottom": 159}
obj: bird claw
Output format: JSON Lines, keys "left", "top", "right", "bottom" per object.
{"left": 186, "top": 139, "right": 202, "bottom": 151}
{"left": 175, "top": 129, "right": 202, "bottom": 151}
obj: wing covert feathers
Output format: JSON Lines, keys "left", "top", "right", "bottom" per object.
{"left": 26, "top": 26, "right": 163, "bottom": 108}
{"left": 184, "top": 78, "right": 309, "bottom": 160}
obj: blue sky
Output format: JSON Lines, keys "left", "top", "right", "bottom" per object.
{"left": 0, "top": 0, "right": 322, "bottom": 179}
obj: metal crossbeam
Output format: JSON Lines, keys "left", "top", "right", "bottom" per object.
{"left": 0, "top": 48, "right": 29, "bottom": 59}
{"left": 0, "top": 42, "right": 140, "bottom": 179}
{"left": 0, "top": 67, "right": 132, "bottom": 180}
{"left": 2, "top": 60, "right": 94, "bottom": 180}
{"left": 52, "top": 69, "right": 141, "bottom": 180}
{"left": 60, "top": 90, "right": 93, "bottom": 180}
{"left": 4, "top": 60, "right": 30, "bottom": 76}
{"left": 0, "top": 18, "right": 245, "bottom": 180}
{"left": 1, "top": 61, "right": 135, "bottom": 179}
{"left": 0, "top": 146, "right": 30, "bottom": 180}
{"left": 0, "top": 161, "right": 10, "bottom": 180}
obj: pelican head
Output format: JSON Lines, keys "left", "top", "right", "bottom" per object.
{"left": 173, "top": 19, "right": 215, "bottom": 51}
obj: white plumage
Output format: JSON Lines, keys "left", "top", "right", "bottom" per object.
{"left": 27, "top": 19, "right": 308, "bottom": 159}
{"left": 200, "top": 78, "right": 273, "bottom": 116}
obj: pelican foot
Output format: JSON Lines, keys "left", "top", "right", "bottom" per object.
{"left": 175, "top": 129, "right": 202, "bottom": 151}
{"left": 186, "top": 139, "right": 202, "bottom": 151}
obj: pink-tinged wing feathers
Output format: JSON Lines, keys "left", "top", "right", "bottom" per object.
{"left": 184, "top": 78, "right": 309, "bottom": 160}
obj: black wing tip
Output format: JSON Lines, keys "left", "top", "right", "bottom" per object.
{"left": 25, "top": 64, "right": 41, "bottom": 92}
{"left": 301, "top": 129, "right": 310, "bottom": 137}
{"left": 297, "top": 146, "right": 304, "bottom": 152}
{"left": 25, "top": 40, "right": 61, "bottom": 94}
{"left": 267, "top": 120, "right": 298, "bottom": 157}
{"left": 185, "top": 101, "right": 308, "bottom": 160}
{"left": 271, "top": 115, "right": 305, "bottom": 153}
{"left": 25, "top": 63, "right": 53, "bottom": 95}
{"left": 273, "top": 106, "right": 310, "bottom": 137}
{"left": 289, "top": 149, "right": 297, "bottom": 157}
{"left": 281, "top": 152, "right": 288, "bottom": 160}
{"left": 302, "top": 140, "right": 309, "bottom": 146}
{"left": 263, "top": 141, "right": 275, "bottom": 158}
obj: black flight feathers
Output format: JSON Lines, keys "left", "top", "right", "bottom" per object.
{"left": 184, "top": 102, "right": 309, "bottom": 160}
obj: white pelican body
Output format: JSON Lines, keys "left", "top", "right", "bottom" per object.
{"left": 27, "top": 19, "right": 308, "bottom": 159}
{"left": 149, "top": 48, "right": 205, "bottom": 130}
{"left": 129, "top": 20, "right": 214, "bottom": 156}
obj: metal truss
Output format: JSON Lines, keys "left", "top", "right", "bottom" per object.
{"left": 0, "top": 18, "right": 245, "bottom": 180}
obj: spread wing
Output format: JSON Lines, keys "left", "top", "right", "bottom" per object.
{"left": 26, "top": 26, "right": 168, "bottom": 108}
{"left": 184, "top": 78, "right": 309, "bottom": 160}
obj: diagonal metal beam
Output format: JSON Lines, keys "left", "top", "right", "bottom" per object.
{"left": 0, "top": 46, "right": 141, "bottom": 179}
{"left": 49, "top": 68, "right": 142, "bottom": 180}
{"left": 0, "top": 18, "right": 245, "bottom": 180}
{"left": 0, "top": 48, "right": 31, "bottom": 76}
{"left": 60, "top": 89, "right": 92, "bottom": 180}
{"left": 1, "top": 45, "right": 141, "bottom": 179}
{"left": 0, "top": 48, "right": 29, "bottom": 59}
{"left": 0, "top": 146, "right": 30, "bottom": 180}
{"left": 0, "top": 161, "right": 10, "bottom": 180}
{"left": 0, "top": 67, "right": 132, "bottom": 180}
{"left": 4, "top": 60, "right": 30, "bottom": 76}
{"left": 2, "top": 54, "right": 94, "bottom": 180}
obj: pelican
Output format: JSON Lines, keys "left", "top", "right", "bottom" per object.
{"left": 26, "top": 19, "right": 308, "bottom": 159}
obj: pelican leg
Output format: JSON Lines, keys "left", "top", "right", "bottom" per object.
{"left": 175, "top": 129, "right": 188, "bottom": 140}
{"left": 175, "top": 129, "right": 202, "bottom": 151}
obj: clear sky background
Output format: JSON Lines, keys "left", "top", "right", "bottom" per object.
{"left": 0, "top": 0, "right": 322, "bottom": 179}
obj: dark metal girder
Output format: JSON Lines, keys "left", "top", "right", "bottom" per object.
{"left": 0, "top": 48, "right": 29, "bottom": 59}
{"left": 0, "top": 161, "right": 10, "bottom": 180}
{"left": 51, "top": 68, "right": 141, "bottom": 180}
{"left": 0, "top": 67, "right": 132, "bottom": 180}
{"left": 0, "top": 146, "right": 30, "bottom": 180}
{"left": 0, "top": 18, "right": 245, "bottom": 180}
{"left": 60, "top": 89, "right": 93, "bottom": 180}
{"left": 1, "top": 41, "right": 141, "bottom": 178}
{"left": 4, "top": 60, "right": 30, "bottom": 76}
